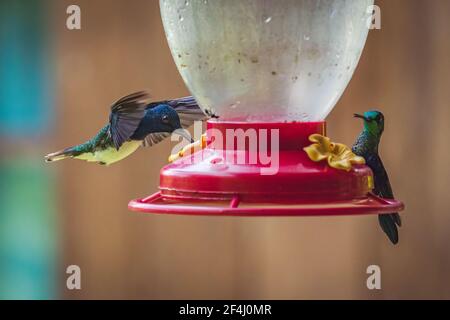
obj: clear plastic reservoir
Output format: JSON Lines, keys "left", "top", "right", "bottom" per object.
{"left": 160, "top": 0, "right": 374, "bottom": 122}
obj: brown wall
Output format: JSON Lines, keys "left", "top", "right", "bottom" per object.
{"left": 50, "top": 0, "right": 450, "bottom": 299}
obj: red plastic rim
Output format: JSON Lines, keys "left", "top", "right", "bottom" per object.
{"left": 128, "top": 191, "right": 404, "bottom": 216}
{"left": 129, "top": 120, "right": 405, "bottom": 216}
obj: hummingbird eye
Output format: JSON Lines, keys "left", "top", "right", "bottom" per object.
{"left": 162, "top": 115, "right": 170, "bottom": 124}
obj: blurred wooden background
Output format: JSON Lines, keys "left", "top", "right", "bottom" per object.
{"left": 47, "top": 0, "right": 450, "bottom": 299}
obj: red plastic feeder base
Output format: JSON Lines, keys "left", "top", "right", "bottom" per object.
{"left": 128, "top": 120, "right": 405, "bottom": 217}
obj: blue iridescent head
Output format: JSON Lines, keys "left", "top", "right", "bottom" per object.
{"left": 152, "top": 104, "right": 182, "bottom": 132}
{"left": 354, "top": 110, "right": 385, "bottom": 137}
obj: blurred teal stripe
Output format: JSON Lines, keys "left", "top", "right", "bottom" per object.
{"left": 0, "top": 159, "right": 57, "bottom": 300}
{"left": 0, "top": 0, "right": 53, "bottom": 137}
{"left": 0, "top": 0, "right": 57, "bottom": 300}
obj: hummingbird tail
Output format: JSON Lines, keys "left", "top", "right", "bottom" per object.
{"left": 378, "top": 213, "right": 400, "bottom": 245}
{"left": 45, "top": 147, "right": 80, "bottom": 163}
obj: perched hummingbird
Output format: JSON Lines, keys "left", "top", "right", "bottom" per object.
{"left": 352, "top": 111, "right": 402, "bottom": 244}
{"left": 45, "top": 91, "right": 206, "bottom": 165}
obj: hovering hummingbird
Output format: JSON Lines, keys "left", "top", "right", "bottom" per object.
{"left": 352, "top": 110, "right": 402, "bottom": 245}
{"left": 45, "top": 91, "right": 206, "bottom": 165}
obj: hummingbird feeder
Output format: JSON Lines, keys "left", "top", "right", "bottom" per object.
{"left": 129, "top": 0, "right": 404, "bottom": 216}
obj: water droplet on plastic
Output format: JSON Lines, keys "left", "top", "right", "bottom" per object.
{"left": 210, "top": 157, "right": 223, "bottom": 164}
{"left": 300, "top": 113, "right": 310, "bottom": 121}
{"left": 263, "top": 16, "right": 272, "bottom": 23}
{"left": 230, "top": 101, "right": 241, "bottom": 109}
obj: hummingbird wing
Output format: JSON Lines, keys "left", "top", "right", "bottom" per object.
{"left": 109, "top": 91, "right": 149, "bottom": 150}
{"left": 366, "top": 153, "right": 402, "bottom": 244}
{"left": 365, "top": 153, "right": 394, "bottom": 198}
{"left": 142, "top": 132, "right": 171, "bottom": 147}
{"left": 167, "top": 96, "right": 208, "bottom": 128}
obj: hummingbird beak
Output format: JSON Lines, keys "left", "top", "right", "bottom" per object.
{"left": 173, "top": 128, "right": 194, "bottom": 143}
{"left": 353, "top": 113, "right": 367, "bottom": 121}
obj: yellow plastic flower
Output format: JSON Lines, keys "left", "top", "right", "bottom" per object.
{"left": 303, "top": 134, "right": 365, "bottom": 171}
{"left": 168, "top": 134, "right": 207, "bottom": 163}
